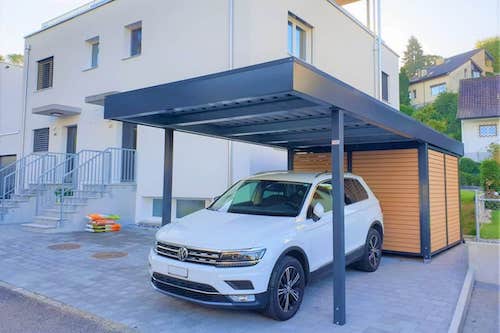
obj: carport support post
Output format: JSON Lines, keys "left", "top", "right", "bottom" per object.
{"left": 287, "top": 148, "right": 294, "bottom": 170}
{"left": 331, "top": 108, "right": 346, "bottom": 325}
{"left": 162, "top": 128, "right": 174, "bottom": 225}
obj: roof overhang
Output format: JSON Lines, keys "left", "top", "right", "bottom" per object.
{"left": 85, "top": 91, "right": 120, "bottom": 106}
{"left": 104, "top": 57, "right": 463, "bottom": 156}
{"left": 32, "top": 104, "right": 81, "bottom": 117}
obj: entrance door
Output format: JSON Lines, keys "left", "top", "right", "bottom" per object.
{"left": 65, "top": 126, "right": 77, "bottom": 183}
{"left": 0, "top": 155, "right": 16, "bottom": 199}
{"left": 121, "top": 122, "right": 137, "bottom": 182}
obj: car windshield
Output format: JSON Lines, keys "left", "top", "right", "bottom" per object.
{"left": 208, "top": 179, "right": 311, "bottom": 217}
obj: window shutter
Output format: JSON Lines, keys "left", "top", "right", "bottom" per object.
{"left": 33, "top": 128, "right": 49, "bottom": 152}
{"left": 37, "top": 57, "right": 53, "bottom": 90}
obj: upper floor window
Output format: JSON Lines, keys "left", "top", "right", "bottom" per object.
{"left": 472, "top": 70, "right": 481, "bottom": 78}
{"left": 409, "top": 89, "right": 417, "bottom": 100}
{"left": 430, "top": 83, "right": 446, "bottom": 96}
{"left": 381, "top": 72, "right": 389, "bottom": 102}
{"left": 126, "top": 21, "right": 142, "bottom": 57}
{"left": 287, "top": 14, "right": 312, "bottom": 62}
{"left": 37, "top": 57, "right": 53, "bottom": 90}
{"left": 479, "top": 124, "right": 497, "bottom": 137}
{"left": 86, "top": 36, "right": 99, "bottom": 68}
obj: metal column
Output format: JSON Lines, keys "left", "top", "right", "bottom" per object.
{"left": 331, "top": 108, "right": 346, "bottom": 325}
{"left": 162, "top": 128, "right": 174, "bottom": 226}
{"left": 287, "top": 148, "right": 294, "bottom": 171}
{"left": 418, "top": 143, "right": 431, "bottom": 261}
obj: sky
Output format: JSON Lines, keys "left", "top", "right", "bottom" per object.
{"left": 1, "top": 0, "right": 498, "bottom": 61}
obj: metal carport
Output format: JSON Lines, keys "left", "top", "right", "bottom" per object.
{"left": 104, "top": 57, "right": 463, "bottom": 325}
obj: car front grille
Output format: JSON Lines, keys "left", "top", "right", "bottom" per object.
{"left": 156, "top": 241, "right": 221, "bottom": 266}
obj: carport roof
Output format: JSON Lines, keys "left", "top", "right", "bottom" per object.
{"left": 104, "top": 57, "right": 463, "bottom": 156}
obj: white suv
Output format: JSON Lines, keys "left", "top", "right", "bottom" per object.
{"left": 149, "top": 172, "right": 383, "bottom": 320}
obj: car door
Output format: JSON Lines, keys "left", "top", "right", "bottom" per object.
{"left": 344, "top": 178, "right": 372, "bottom": 253}
{"left": 303, "top": 181, "right": 333, "bottom": 270}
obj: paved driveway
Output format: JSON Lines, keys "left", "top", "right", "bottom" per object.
{"left": 0, "top": 224, "right": 466, "bottom": 333}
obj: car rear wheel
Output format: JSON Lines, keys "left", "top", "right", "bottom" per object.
{"left": 263, "top": 256, "right": 305, "bottom": 321}
{"left": 355, "top": 227, "right": 382, "bottom": 272}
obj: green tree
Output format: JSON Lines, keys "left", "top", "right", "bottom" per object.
{"left": 423, "top": 54, "right": 443, "bottom": 67}
{"left": 402, "top": 36, "right": 425, "bottom": 77}
{"left": 399, "top": 68, "right": 411, "bottom": 106}
{"left": 480, "top": 159, "right": 500, "bottom": 192}
{"left": 476, "top": 36, "right": 500, "bottom": 73}
{"left": 0, "top": 55, "right": 4, "bottom": 62}
{"left": 413, "top": 104, "right": 447, "bottom": 133}
{"left": 400, "top": 104, "right": 415, "bottom": 117}
{"left": 460, "top": 158, "right": 480, "bottom": 175}
{"left": 433, "top": 92, "right": 460, "bottom": 140}
{"left": 7, "top": 54, "right": 23, "bottom": 65}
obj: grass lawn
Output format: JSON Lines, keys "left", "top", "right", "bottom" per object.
{"left": 460, "top": 190, "right": 500, "bottom": 239}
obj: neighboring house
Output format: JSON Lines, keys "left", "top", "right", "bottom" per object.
{"left": 409, "top": 49, "right": 495, "bottom": 107}
{"left": 0, "top": 62, "right": 23, "bottom": 168}
{"left": 5, "top": 0, "right": 399, "bottom": 227}
{"left": 457, "top": 76, "right": 499, "bottom": 162}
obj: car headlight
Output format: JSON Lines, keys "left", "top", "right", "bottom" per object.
{"left": 217, "top": 248, "right": 266, "bottom": 267}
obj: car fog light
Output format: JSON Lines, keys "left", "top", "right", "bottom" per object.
{"left": 228, "top": 294, "right": 255, "bottom": 303}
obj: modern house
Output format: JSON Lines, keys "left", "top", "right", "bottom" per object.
{"left": 409, "top": 49, "right": 495, "bottom": 107}
{"left": 0, "top": 0, "right": 399, "bottom": 229}
{"left": 0, "top": 61, "right": 24, "bottom": 200}
{"left": 458, "top": 76, "right": 500, "bottom": 161}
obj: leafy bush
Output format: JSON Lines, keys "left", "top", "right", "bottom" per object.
{"left": 400, "top": 104, "right": 415, "bottom": 117}
{"left": 460, "top": 172, "right": 480, "bottom": 186}
{"left": 480, "top": 159, "right": 500, "bottom": 192}
{"left": 460, "top": 157, "right": 480, "bottom": 175}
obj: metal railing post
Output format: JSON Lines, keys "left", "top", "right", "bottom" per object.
{"left": 474, "top": 190, "right": 480, "bottom": 241}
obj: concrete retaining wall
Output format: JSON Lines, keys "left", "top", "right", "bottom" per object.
{"left": 467, "top": 241, "right": 500, "bottom": 285}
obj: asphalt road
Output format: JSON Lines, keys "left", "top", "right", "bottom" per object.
{"left": 0, "top": 285, "right": 131, "bottom": 333}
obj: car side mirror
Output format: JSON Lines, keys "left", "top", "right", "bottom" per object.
{"left": 312, "top": 202, "right": 325, "bottom": 222}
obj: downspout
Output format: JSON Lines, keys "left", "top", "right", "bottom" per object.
{"left": 21, "top": 42, "right": 31, "bottom": 157}
{"left": 377, "top": 0, "right": 382, "bottom": 100}
{"left": 227, "top": 0, "right": 234, "bottom": 186}
{"left": 372, "top": 0, "right": 378, "bottom": 99}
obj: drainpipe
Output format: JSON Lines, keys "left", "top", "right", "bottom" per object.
{"left": 21, "top": 42, "right": 31, "bottom": 158}
{"left": 377, "top": 0, "right": 382, "bottom": 100}
{"left": 366, "top": 0, "right": 371, "bottom": 30}
{"left": 372, "top": 0, "right": 378, "bottom": 99}
{"left": 227, "top": 0, "right": 234, "bottom": 186}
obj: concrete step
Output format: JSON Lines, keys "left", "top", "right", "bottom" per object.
{"left": 33, "top": 215, "right": 66, "bottom": 226}
{"left": 21, "top": 223, "right": 56, "bottom": 229}
{"left": 43, "top": 208, "right": 77, "bottom": 218}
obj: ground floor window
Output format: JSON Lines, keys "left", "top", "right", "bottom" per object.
{"left": 479, "top": 124, "right": 497, "bottom": 137}
{"left": 152, "top": 198, "right": 207, "bottom": 219}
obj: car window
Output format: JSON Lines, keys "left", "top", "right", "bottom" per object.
{"left": 209, "top": 180, "right": 311, "bottom": 217}
{"left": 344, "top": 178, "right": 368, "bottom": 205}
{"left": 310, "top": 182, "right": 333, "bottom": 212}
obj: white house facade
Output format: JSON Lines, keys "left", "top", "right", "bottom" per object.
{"left": 3, "top": 0, "right": 399, "bottom": 228}
{"left": 458, "top": 76, "right": 499, "bottom": 162}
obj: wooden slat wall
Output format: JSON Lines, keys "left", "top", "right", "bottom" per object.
{"left": 293, "top": 153, "right": 348, "bottom": 172}
{"left": 352, "top": 149, "right": 421, "bottom": 254}
{"left": 446, "top": 155, "right": 461, "bottom": 244}
{"left": 428, "top": 150, "right": 447, "bottom": 252}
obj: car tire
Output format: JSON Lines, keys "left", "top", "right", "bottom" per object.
{"left": 355, "top": 227, "right": 383, "bottom": 272}
{"left": 263, "top": 255, "right": 306, "bottom": 321}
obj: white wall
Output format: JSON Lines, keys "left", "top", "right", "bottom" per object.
{"left": 462, "top": 118, "right": 500, "bottom": 161}
{"left": 0, "top": 63, "right": 23, "bottom": 157}
{"left": 22, "top": 0, "right": 399, "bottom": 223}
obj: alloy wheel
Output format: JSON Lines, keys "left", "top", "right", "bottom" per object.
{"left": 277, "top": 266, "right": 301, "bottom": 312}
{"left": 368, "top": 233, "right": 381, "bottom": 268}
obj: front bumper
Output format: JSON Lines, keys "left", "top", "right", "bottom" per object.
{"left": 151, "top": 272, "right": 268, "bottom": 309}
{"left": 149, "top": 249, "right": 271, "bottom": 309}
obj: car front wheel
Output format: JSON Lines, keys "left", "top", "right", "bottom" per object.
{"left": 263, "top": 256, "right": 305, "bottom": 321}
{"left": 355, "top": 227, "right": 382, "bottom": 272}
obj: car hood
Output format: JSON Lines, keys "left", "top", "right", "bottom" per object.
{"left": 155, "top": 209, "right": 295, "bottom": 250}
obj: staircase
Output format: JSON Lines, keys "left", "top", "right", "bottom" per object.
{"left": 0, "top": 148, "right": 136, "bottom": 231}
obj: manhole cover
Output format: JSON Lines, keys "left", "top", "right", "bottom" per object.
{"left": 48, "top": 243, "right": 81, "bottom": 250}
{"left": 92, "top": 251, "right": 128, "bottom": 259}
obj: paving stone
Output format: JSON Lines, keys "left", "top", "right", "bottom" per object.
{"left": 0, "top": 224, "right": 467, "bottom": 332}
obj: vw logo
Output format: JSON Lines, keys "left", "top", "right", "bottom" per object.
{"left": 177, "top": 247, "right": 188, "bottom": 261}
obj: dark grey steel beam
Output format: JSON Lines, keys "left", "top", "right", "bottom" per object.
{"left": 331, "top": 109, "right": 346, "bottom": 325}
{"left": 418, "top": 143, "right": 431, "bottom": 261}
{"left": 162, "top": 128, "right": 174, "bottom": 226}
{"left": 287, "top": 149, "right": 294, "bottom": 170}
{"left": 133, "top": 98, "right": 316, "bottom": 127}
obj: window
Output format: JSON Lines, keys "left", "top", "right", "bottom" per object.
{"left": 176, "top": 199, "right": 206, "bottom": 218}
{"left": 33, "top": 128, "right": 49, "bottom": 152}
{"left": 287, "top": 14, "right": 312, "bottom": 61}
{"left": 209, "top": 180, "right": 311, "bottom": 217}
{"left": 464, "top": 68, "right": 468, "bottom": 78}
{"left": 381, "top": 72, "right": 389, "bottom": 102}
{"left": 310, "top": 182, "right": 333, "bottom": 212}
{"left": 86, "top": 37, "right": 99, "bottom": 68}
{"left": 430, "top": 83, "right": 446, "bottom": 96}
{"left": 479, "top": 125, "right": 497, "bottom": 137}
{"left": 472, "top": 70, "right": 481, "bottom": 78}
{"left": 130, "top": 26, "right": 142, "bottom": 56}
{"left": 152, "top": 198, "right": 206, "bottom": 218}
{"left": 344, "top": 178, "right": 368, "bottom": 205}
{"left": 409, "top": 89, "right": 417, "bottom": 100}
{"left": 37, "top": 57, "right": 53, "bottom": 90}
